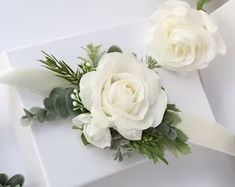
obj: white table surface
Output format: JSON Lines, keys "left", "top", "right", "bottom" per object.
{"left": 0, "top": 0, "right": 232, "bottom": 187}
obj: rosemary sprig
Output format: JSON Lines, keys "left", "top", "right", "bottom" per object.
{"left": 39, "top": 51, "right": 80, "bottom": 85}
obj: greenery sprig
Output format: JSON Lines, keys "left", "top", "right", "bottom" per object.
{"left": 0, "top": 173, "right": 24, "bottom": 187}
{"left": 40, "top": 43, "right": 104, "bottom": 86}
{"left": 145, "top": 56, "right": 161, "bottom": 69}
{"left": 40, "top": 52, "right": 80, "bottom": 85}
{"left": 110, "top": 104, "right": 191, "bottom": 164}
{"left": 21, "top": 87, "right": 87, "bottom": 125}
{"left": 197, "top": 0, "right": 211, "bottom": 11}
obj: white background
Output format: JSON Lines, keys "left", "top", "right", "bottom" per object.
{"left": 0, "top": 0, "right": 232, "bottom": 187}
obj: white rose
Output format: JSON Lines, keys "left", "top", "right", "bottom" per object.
{"left": 73, "top": 53, "right": 167, "bottom": 148}
{"left": 146, "top": 0, "right": 226, "bottom": 72}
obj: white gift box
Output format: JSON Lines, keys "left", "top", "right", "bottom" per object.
{"left": 0, "top": 4, "right": 235, "bottom": 185}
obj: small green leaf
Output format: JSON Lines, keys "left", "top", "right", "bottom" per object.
{"left": 175, "top": 139, "right": 191, "bottom": 155}
{"left": 167, "top": 128, "right": 177, "bottom": 140}
{"left": 167, "top": 104, "right": 181, "bottom": 112}
{"left": 0, "top": 173, "right": 8, "bottom": 185}
{"left": 30, "top": 107, "right": 46, "bottom": 123}
{"left": 174, "top": 128, "right": 188, "bottom": 142}
{"left": 54, "top": 96, "right": 69, "bottom": 118}
{"left": 5, "top": 174, "right": 24, "bottom": 187}
{"left": 157, "top": 123, "right": 170, "bottom": 134}
{"left": 197, "top": 0, "right": 210, "bottom": 10}
{"left": 49, "top": 87, "right": 66, "bottom": 99}
{"left": 81, "top": 133, "right": 90, "bottom": 145}
{"left": 45, "top": 110, "right": 57, "bottom": 121}
{"left": 72, "top": 125, "right": 82, "bottom": 130}
{"left": 43, "top": 97, "right": 55, "bottom": 111}
{"left": 107, "top": 45, "right": 123, "bottom": 53}
{"left": 23, "top": 108, "right": 34, "bottom": 118}
{"left": 164, "top": 111, "right": 182, "bottom": 126}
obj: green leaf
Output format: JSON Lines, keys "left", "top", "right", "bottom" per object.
{"left": 23, "top": 108, "right": 34, "bottom": 118}
{"left": 174, "top": 128, "right": 189, "bottom": 142}
{"left": 5, "top": 174, "right": 24, "bottom": 187}
{"left": 30, "top": 107, "right": 46, "bottom": 123}
{"left": 49, "top": 87, "right": 66, "bottom": 99}
{"left": 145, "top": 56, "right": 160, "bottom": 69}
{"left": 81, "top": 133, "right": 90, "bottom": 145}
{"left": 43, "top": 97, "right": 55, "bottom": 111}
{"left": 79, "top": 43, "right": 105, "bottom": 68}
{"left": 45, "top": 110, "right": 57, "bottom": 121}
{"left": 156, "top": 123, "right": 170, "bottom": 134}
{"left": 0, "top": 174, "right": 8, "bottom": 185}
{"left": 166, "top": 128, "right": 177, "bottom": 140}
{"left": 167, "top": 104, "right": 181, "bottom": 112}
{"left": 54, "top": 96, "right": 69, "bottom": 118}
{"left": 107, "top": 45, "right": 123, "bottom": 53}
{"left": 197, "top": 0, "right": 210, "bottom": 10}
{"left": 163, "top": 111, "right": 182, "bottom": 126}
{"left": 40, "top": 51, "right": 79, "bottom": 85}
{"left": 175, "top": 139, "right": 191, "bottom": 155}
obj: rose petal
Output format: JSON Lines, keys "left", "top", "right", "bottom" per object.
{"left": 79, "top": 71, "right": 96, "bottom": 111}
{"left": 116, "top": 127, "right": 142, "bottom": 140}
{"left": 72, "top": 113, "right": 92, "bottom": 128}
{"left": 151, "top": 89, "right": 168, "bottom": 127}
{"left": 83, "top": 123, "right": 111, "bottom": 149}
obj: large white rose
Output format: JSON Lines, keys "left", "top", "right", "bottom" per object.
{"left": 147, "top": 0, "right": 226, "bottom": 72}
{"left": 73, "top": 53, "right": 167, "bottom": 148}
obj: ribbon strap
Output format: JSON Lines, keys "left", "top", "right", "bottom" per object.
{"left": 1, "top": 68, "right": 235, "bottom": 157}
{"left": 179, "top": 113, "right": 235, "bottom": 156}
{"left": 0, "top": 68, "right": 71, "bottom": 97}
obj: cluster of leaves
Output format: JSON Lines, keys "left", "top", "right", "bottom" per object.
{"left": 197, "top": 0, "right": 211, "bottom": 11}
{"left": 110, "top": 104, "right": 191, "bottom": 164}
{"left": 21, "top": 87, "right": 87, "bottom": 125}
{"left": 0, "top": 174, "right": 24, "bottom": 187}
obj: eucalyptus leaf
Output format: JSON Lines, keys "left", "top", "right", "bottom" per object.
{"left": 43, "top": 97, "right": 55, "bottom": 111}
{"left": 107, "top": 45, "right": 123, "bottom": 53}
{"left": 54, "top": 96, "right": 69, "bottom": 118}
{"left": 0, "top": 174, "right": 8, "bottom": 185}
{"left": 164, "top": 111, "right": 182, "bottom": 126}
{"left": 49, "top": 87, "right": 66, "bottom": 99}
{"left": 167, "top": 128, "right": 177, "bottom": 140}
{"left": 30, "top": 107, "right": 46, "bottom": 123}
{"left": 5, "top": 174, "right": 24, "bottom": 187}
{"left": 167, "top": 104, "right": 180, "bottom": 112}
{"left": 45, "top": 110, "right": 57, "bottom": 121}
{"left": 157, "top": 123, "right": 170, "bottom": 134}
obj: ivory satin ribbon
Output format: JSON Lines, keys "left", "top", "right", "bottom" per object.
{"left": 1, "top": 68, "right": 235, "bottom": 157}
